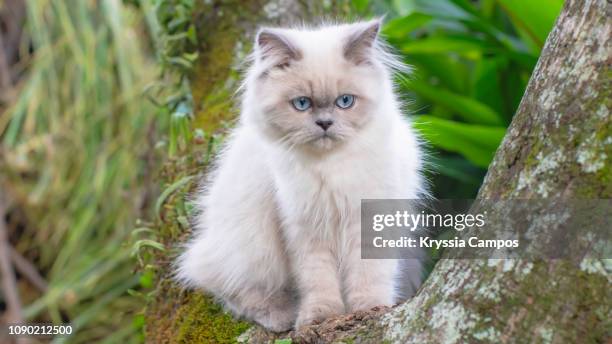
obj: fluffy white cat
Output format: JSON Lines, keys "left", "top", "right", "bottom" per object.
{"left": 176, "top": 19, "right": 427, "bottom": 332}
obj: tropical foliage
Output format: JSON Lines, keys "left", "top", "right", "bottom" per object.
{"left": 378, "top": 0, "right": 563, "bottom": 197}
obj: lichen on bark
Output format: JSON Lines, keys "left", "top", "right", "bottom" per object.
{"left": 479, "top": 0, "right": 611, "bottom": 199}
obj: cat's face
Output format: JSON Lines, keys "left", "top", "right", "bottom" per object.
{"left": 247, "top": 21, "right": 390, "bottom": 152}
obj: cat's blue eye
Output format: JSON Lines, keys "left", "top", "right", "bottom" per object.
{"left": 291, "top": 96, "right": 312, "bottom": 111}
{"left": 335, "top": 94, "right": 355, "bottom": 109}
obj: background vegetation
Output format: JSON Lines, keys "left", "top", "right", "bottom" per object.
{"left": 0, "top": 1, "right": 164, "bottom": 342}
{"left": 0, "top": 0, "right": 562, "bottom": 342}
{"left": 378, "top": 0, "right": 563, "bottom": 197}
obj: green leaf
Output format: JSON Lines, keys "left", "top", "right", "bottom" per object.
{"left": 448, "top": 0, "right": 480, "bottom": 17}
{"left": 352, "top": 0, "right": 369, "bottom": 13}
{"left": 132, "top": 239, "right": 166, "bottom": 253}
{"left": 132, "top": 314, "right": 145, "bottom": 330}
{"left": 155, "top": 175, "right": 194, "bottom": 221}
{"left": 406, "top": 80, "right": 504, "bottom": 126}
{"left": 186, "top": 24, "right": 197, "bottom": 44}
{"left": 429, "top": 155, "right": 483, "bottom": 185}
{"left": 139, "top": 270, "right": 155, "bottom": 289}
{"left": 480, "top": 0, "right": 496, "bottom": 19}
{"left": 408, "top": 54, "right": 468, "bottom": 93}
{"left": 396, "top": 0, "right": 472, "bottom": 20}
{"left": 496, "top": 0, "right": 563, "bottom": 49}
{"left": 471, "top": 56, "right": 506, "bottom": 118}
{"left": 500, "top": 61, "right": 530, "bottom": 121}
{"left": 507, "top": 50, "right": 538, "bottom": 70}
{"left": 383, "top": 13, "right": 433, "bottom": 39}
{"left": 413, "top": 115, "right": 506, "bottom": 167}
{"left": 274, "top": 339, "right": 293, "bottom": 344}
{"left": 401, "top": 36, "right": 493, "bottom": 58}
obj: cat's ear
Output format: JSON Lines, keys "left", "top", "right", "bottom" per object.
{"left": 255, "top": 28, "right": 301, "bottom": 66}
{"left": 343, "top": 19, "right": 381, "bottom": 65}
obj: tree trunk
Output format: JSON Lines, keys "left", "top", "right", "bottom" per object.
{"left": 380, "top": 2, "right": 611, "bottom": 342}
{"left": 146, "top": 0, "right": 611, "bottom": 343}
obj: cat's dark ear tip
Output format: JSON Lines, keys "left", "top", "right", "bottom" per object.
{"left": 361, "top": 17, "right": 383, "bottom": 35}
{"left": 368, "top": 17, "right": 383, "bottom": 32}
{"left": 255, "top": 28, "right": 274, "bottom": 48}
{"left": 255, "top": 27, "right": 301, "bottom": 62}
{"left": 344, "top": 18, "right": 384, "bottom": 64}
{"left": 359, "top": 18, "right": 383, "bottom": 43}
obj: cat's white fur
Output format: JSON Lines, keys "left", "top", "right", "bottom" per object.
{"left": 176, "top": 20, "right": 427, "bottom": 331}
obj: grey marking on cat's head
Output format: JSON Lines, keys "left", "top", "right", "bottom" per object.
{"left": 256, "top": 28, "right": 302, "bottom": 70}
{"left": 343, "top": 20, "right": 381, "bottom": 66}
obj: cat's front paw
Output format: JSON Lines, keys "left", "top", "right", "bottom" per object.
{"left": 257, "top": 311, "right": 295, "bottom": 332}
{"left": 253, "top": 303, "right": 297, "bottom": 332}
{"left": 294, "top": 300, "right": 344, "bottom": 329}
{"left": 346, "top": 294, "right": 393, "bottom": 313}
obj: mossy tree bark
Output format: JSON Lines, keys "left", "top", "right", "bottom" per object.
{"left": 146, "top": 0, "right": 611, "bottom": 343}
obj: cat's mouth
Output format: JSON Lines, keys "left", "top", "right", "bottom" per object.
{"left": 314, "top": 132, "right": 338, "bottom": 142}
{"left": 304, "top": 132, "right": 341, "bottom": 150}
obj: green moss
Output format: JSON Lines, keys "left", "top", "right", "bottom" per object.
{"left": 175, "top": 293, "right": 251, "bottom": 343}
{"left": 145, "top": 278, "right": 252, "bottom": 343}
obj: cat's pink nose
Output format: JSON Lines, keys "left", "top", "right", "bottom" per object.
{"left": 315, "top": 119, "right": 333, "bottom": 131}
